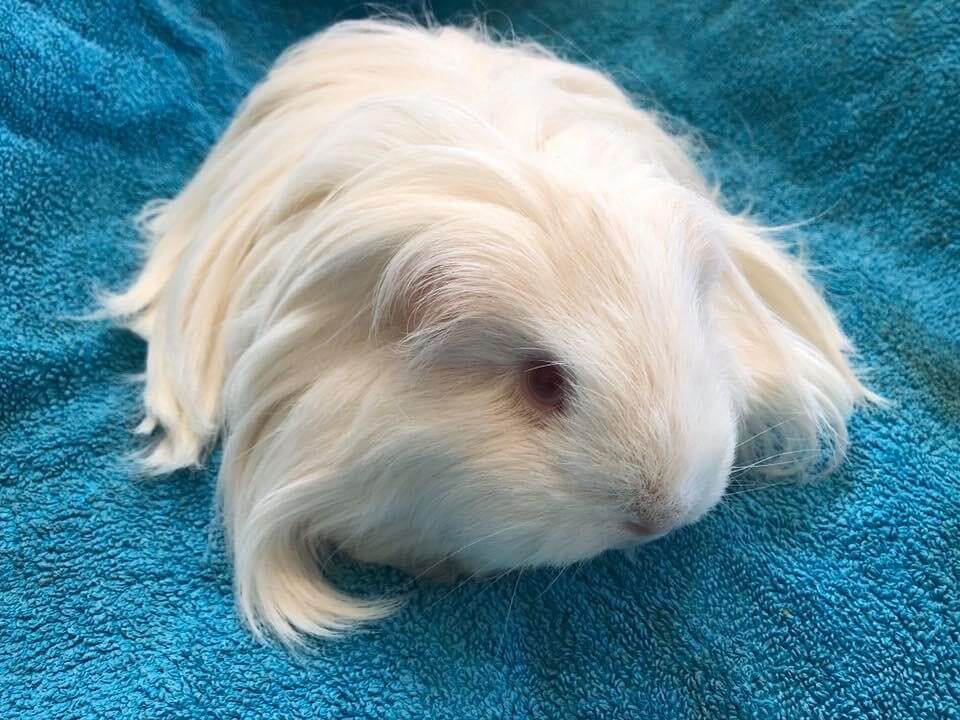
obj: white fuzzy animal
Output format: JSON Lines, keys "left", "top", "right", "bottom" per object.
{"left": 104, "top": 20, "right": 870, "bottom": 644}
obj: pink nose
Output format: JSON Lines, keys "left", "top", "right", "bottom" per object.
{"left": 624, "top": 519, "right": 673, "bottom": 537}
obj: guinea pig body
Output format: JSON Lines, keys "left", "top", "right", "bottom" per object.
{"left": 104, "top": 20, "right": 870, "bottom": 643}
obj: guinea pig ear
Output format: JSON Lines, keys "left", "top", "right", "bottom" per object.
{"left": 716, "top": 217, "right": 877, "bottom": 476}
{"left": 371, "top": 244, "right": 527, "bottom": 370}
{"left": 372, "top": 257, "right": 452, "bottom": 338}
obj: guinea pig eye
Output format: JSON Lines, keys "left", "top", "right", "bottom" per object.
{"left": 521, "top": 359, "right": 567, "bottom": 412}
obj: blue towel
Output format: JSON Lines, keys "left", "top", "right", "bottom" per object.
{"left": 2, "top": 1, "right": 958, "bottom": 717}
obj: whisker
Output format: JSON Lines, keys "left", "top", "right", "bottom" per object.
{"left": 440, "top": 568, "right": 515, "bottom": 627}
{"left": 423, "top": 564, "right": 493, "bottom": 612}
{"left": 733, "top": 457, "right": 813, "bottom": 474}
{"left": 534, "top": 564, "right": 570, "bottom": 601}
{"left": 411, "top": 524, "right": 526, "bottom": 581}
{"left": 735, "top": 416, "right": 800, "bottom": 449}
{"left": 571, "top": 559, "right": 587, "bottom": 581}
{"left": 730, "top": 448, "right": 820, "bottom": 476}
{"left": 498, "top": 569, "right": 524, "bottom": 654}
{"left": 724, "top": 480, "right": 799, "bottom": 497}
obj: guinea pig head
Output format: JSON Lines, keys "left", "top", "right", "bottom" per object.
{"left": 350, "top": 178, "right": 743, "bottom": 575}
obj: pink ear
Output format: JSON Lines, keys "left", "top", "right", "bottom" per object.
{"left": 372, "top": 252, "right": 461, "bottom": 338}
{"left": 398, "top": 263, "right": 456, "bottom": 334}
{"left": 372, "top": 249, "right": 530, "bottom": 370}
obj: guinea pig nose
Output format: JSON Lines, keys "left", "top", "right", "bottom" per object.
{"left": 623, "top": 518, "right": 672, "bottom": 538}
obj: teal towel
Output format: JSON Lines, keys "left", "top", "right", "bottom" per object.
{"left": 2, "top": 1, "right": 958, "bottom": 717}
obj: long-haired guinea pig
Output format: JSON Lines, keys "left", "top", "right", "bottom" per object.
{"left": 103, "top": 19, "right": 871, "bottom": 643}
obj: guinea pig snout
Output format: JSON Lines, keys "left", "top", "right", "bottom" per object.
{"left": 624, "top": 450, "right": 733, "bottom": 539}
{"left": 623, "top": 484, "right": 713, "bottom": 539}
{"left": 623, "top": 490, "right": 691, "bottom": 538}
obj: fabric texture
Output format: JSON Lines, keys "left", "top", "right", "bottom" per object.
{"left": 2, "top": 1, "right": 957, "bottom": 717}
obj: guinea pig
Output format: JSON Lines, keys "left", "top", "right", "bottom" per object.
{"left": 103, "top": 19, "right": 871, "bottom": 644}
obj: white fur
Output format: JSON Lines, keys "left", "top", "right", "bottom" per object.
{"left": 103, "top": 20, "right": 871, "bottom": 644}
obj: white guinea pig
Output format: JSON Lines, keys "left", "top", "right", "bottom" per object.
{"left": 104, "top": 19, "right": 870, "bottom": 643}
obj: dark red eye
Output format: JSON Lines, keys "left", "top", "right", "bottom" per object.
{"left": 522, "top": 359, "right": 567, "bottom": 412}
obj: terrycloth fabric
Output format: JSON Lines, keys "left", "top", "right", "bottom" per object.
{"left": 2, "top": 0, "right": 958, "bottom": 717}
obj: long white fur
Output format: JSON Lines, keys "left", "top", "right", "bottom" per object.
{"left": 103, "top": 20, "right": 871, "bottom": 644}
